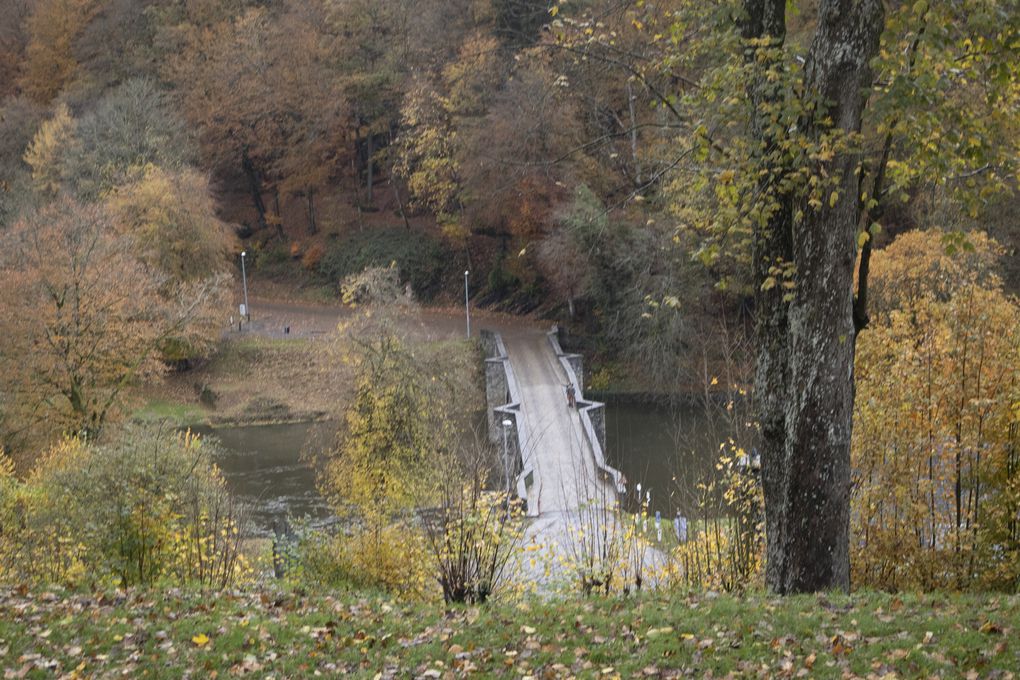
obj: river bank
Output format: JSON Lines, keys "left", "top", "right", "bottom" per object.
{"left": 132, "top": 334, "right": 346, "bottom": 429}
{"left": 130, "top": 297, "right": 545, "bottom": 430}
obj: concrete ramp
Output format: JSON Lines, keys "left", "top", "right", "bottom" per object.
{"left": 482, "top": 326, "right": 624, "bottom": 517}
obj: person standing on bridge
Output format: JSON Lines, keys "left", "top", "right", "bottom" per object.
{"left": 565, "top": 383, "right": 576, "bottom": 409}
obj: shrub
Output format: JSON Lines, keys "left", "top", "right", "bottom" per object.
{"left": 339, "top": 264, "right": 409, "bottom": 306}
{"left": 853, "top": 280, "right": 1020, "bottom": 591}
{"left": 289, "top": 530, "right": 352, "bottom": 589}
{"left": 301, "top": 242, "right": 325, "bottom": 270}
{"left": 254, "top": 241, "right": 292, "bottom": 274}
{"left": 292, "top": 525, "right": 433, "bottom": 599}
{"left": 485, "top": 257, "right": 520, "bottom": 299}
{"left": 0, "top": 448, "right": 89, "bottom": 585}
{"left": 419, "top": 444, "right": 525, "bottom": 604}
{"left": 666, "top": 445, "right": 764, "bottom": 593}
{"left": 0, "top": 426, "right": 251, "bottom": 589}
{"left": 318, "top": 227, "right": 452, "bottom": 300}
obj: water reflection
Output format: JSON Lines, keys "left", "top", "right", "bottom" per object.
{"left": 600, "top": 395, "right": 726, "bottom": 518}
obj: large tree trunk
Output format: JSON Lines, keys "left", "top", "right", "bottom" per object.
{"left": 365, "top": 133, "right": 375, "bottom": 203}
{"left": 241, "top": 150, "right": 269, "bottom": 233}
{"left": 305, "top": 186, "right": 317, "bottom": 235}
{"left": 745, "top": 0, "right": 884, "bottom": 594}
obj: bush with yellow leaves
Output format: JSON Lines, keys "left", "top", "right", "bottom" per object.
{"left": 852, "top": 230, "right": 1020, "bottom": 591}
{"left": 0, "top": 426, "right": 252, "bottom": 589}
{"left": 665, "top": 442, "right": 764, "bottom": 593}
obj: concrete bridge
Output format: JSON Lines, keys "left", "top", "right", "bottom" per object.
{"left": 481, "top": 327, "right": 625, "bottom": 517}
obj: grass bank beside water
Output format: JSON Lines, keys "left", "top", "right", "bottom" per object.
{"left": 131, "top": 334, "right": 349, "bottom": 428}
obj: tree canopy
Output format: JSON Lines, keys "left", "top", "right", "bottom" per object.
{"left": 0, "top": 0, "right": 1016, "bottom": 593}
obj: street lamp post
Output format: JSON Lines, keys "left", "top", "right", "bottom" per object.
{"left": 501, "top": 419, "right": 513, "bottom": 494}
{"left": 463, "top": 270, "right": 470, "bottom": 338}
{"left": 240, "top": 251, "right": 250, "bottom": 324}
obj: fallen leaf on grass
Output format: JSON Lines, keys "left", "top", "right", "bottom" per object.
{"left": 645, "top": 626, "right": 673, "bottom": 638}
{"left": 830, "top": 634, "right": 852, "bottom": 656}
{"left": 979, "top": 621, "right": 1002, "bottom": 634}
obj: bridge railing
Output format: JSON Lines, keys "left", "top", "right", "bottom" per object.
{"left": 547, "top": 327, "right": 626, "bottom": 496}
{"left": 480, "top": 330, "right": 535, "bottom": 511}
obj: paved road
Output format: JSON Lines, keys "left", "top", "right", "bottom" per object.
{"left": 235, "top": 298, "right": 542, "bottom": 341}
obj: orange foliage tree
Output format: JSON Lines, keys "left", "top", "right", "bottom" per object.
{"left": 0, "top": 198, "right": 220, "bottom": 451}
{"left": 18, "top": 0, "right": 96, "bottom": 103}
{"left": 163, "top": 3, "right": 349, "bottom": 236}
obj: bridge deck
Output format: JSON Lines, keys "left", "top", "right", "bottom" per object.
{"left": 502, "top": 333, "right": 616, "bottom": 514}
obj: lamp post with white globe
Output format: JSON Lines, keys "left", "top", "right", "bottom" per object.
{"left": 463, "top": 270, "right": 470, "bottom": 338}
{"left": 240, "top": 251, "right": 250, "bottom": 325}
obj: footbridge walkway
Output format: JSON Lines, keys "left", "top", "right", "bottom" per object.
{"left": 481, "top": 328, "right": 625, "bottom": 517}
{"left": 481, "top": 326, "right": 670, "bottom": 590}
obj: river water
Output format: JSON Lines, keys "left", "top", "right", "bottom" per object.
{"left": 197, "top": 398, "right": 728, "bottom": 535}
{"left": 601, "top": 396, "right": 725, "bottom": 518}
{"left": 191, "top": 422, "right": 336, "bottom": 536}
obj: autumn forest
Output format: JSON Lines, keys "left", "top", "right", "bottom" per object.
{"left": 1, "top": 0, "right": 1020, "bottom": 667}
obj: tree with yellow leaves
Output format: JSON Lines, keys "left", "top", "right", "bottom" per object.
{"left": 316, "top": 304, "right": 481, "bottom": 597}
{"left": 22, "top": 102, "right": 78, "bottom": 197}
{"left": 323, "top": 322, "right": 474, "bottom": 520}
{"left": 105, "top": 164, "right": 233, "bottom": 362}
{"left": 106, "top": 165, "right": 233, "bottom": 283}
{"left": 852, "top": 230, "right": 1020, "bottom": 591}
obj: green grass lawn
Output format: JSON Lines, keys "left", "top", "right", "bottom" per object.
{"left": 131, "top": 399, "right": 208, "bottom": 426}
{"left": 1, "top": 587, "right": 1016, "bottom": 678}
